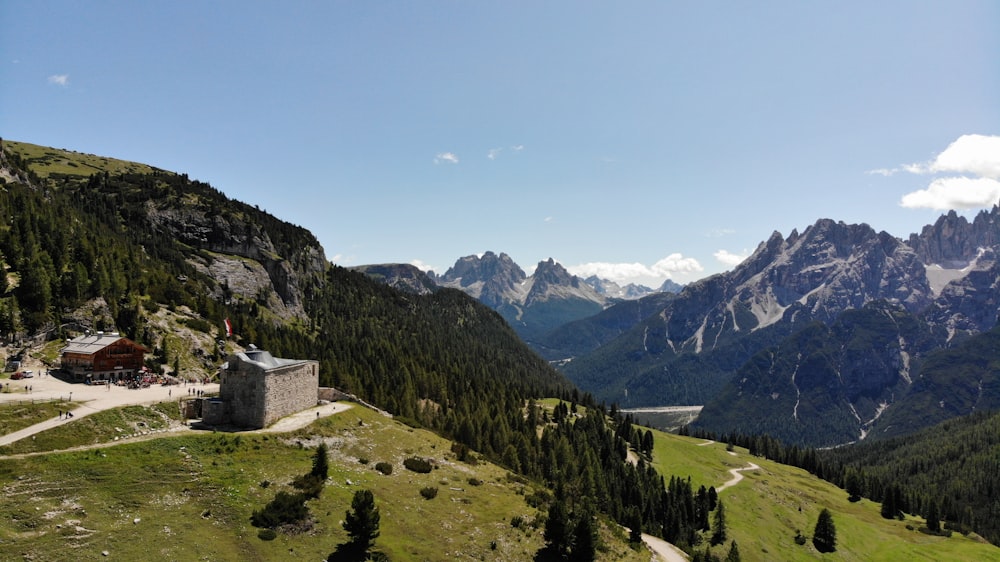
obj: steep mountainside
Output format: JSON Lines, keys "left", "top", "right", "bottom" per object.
{"left": 695, "top": 302, "right": 941, "bottom": 446}
{"left": 568, "top": 212, "right": 1000, "bottom": 445}
{"left": 564, "top": 220, "right": 933, "bottom": 403}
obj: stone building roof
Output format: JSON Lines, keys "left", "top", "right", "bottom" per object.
{"left": 229, "top": 348, "right": 312, "bottom": 372}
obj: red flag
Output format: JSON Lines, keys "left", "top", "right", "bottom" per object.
{"left": 224, "top": 318, "right": 233, "bottom": 337}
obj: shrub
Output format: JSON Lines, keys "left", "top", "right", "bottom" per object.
{"left": 251, "top": 491, "right": 309, "bottom": 528}
{"left": 375, "top": 462, "right": 393, "bottom": 475}
{"left": 292, "top": 473, "right": 324, "bottom": 499}
{"left": 419, "top": 486, "right": 438, "bottom": 500}
{"left": 467, "top": 477, "right": 483, "bottom": 487}
{"left": 257, "top": 528, "right": 277, "bottom": 541}
{"left": 403, "top": 457, "right": 433, "bottom": 474}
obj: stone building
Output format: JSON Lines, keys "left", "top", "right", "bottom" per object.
{"left": 202, "top": 346, "right": 319, "bottom": 429}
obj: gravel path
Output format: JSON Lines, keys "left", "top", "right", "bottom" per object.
{"left": 0, "top": 358, "right": 351, "bottom": 450}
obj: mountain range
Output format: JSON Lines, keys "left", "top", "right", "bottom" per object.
{"left": 7, "top": 138, "right": 1000, "bottom": 451}
{"left": 371, "top": 212, "right": 1000, "bottom": 448}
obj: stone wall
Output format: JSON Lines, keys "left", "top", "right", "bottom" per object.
{"left": 218, "top": 355, "right": 318, "bottom": 429}
{"left": 261, "top": 361, "right": 319, "bottom": 427}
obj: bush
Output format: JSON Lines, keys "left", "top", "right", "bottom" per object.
{"left": 419, "top": 486, "right": 438, "bottom": 500}
{"left": 375, "top": 462, "right": 393, "bottom": 475}
{"left": 292, "top": 473, "right": 324, "bottom": 499}
{"left": 251, "top": 491, "right": 309, "bottom": 529}
{"left": 467, "top": 477, "right": 483, "bottom": 487}
{"left": 257, "top": 528, "right": 277, "bottom": 541}
{"left": 404, "top": 457, "right": 433, "bottom": 474}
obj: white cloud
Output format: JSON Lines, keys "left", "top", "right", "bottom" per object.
{"left": 900, "top": 177, "right": 1000, "bottom": 210}
{"left": 865, "top": 168, "right": 897, "bottom": 177}
{"left": 714, "top": 249, "right": 749, "bottom": 266}
{"left": 410, "top": 259, "right": 438, "bottom": 273}
{"left": 487, "top": 145, "right": 524, "bottom": 160}
{"left": 927, "top": 134, "right": 1000, "bottom": 179}
{"left": 894, "top": 134, "right": 1000, "bottom": 211}
{"left": 48, "top": 74, "right": 69, "bottom": 86}
{"left": 434, "top": 152, "right": 459, "bottom": 165}
{"left": 705, "top": 228, "right": 736, "bottom": 238}
{"left": 567, "top": 253, "right": 704, "bottom": 284}
{"left": 544, "top": 216, "right": 554, "bottom": 223}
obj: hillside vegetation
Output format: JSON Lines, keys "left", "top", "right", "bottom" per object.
{"left": 0, "top": 403, "right": 644, "bottom": 561}
{"left": 647, "top": 430, "right": 1000, "bottom": 561}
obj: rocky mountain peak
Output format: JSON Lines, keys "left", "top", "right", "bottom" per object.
{"left": 908, "top": 206, "right": 1000, "bottom": 266}
{"left": 439, "top": 251, "right": 526, "bottom": 288}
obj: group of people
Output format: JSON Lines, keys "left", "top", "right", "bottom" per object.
{"left": 58, "top": 410, "right": 74, "bottom": 419}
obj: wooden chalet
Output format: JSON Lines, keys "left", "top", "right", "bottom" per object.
{"left": 60, "top": 333, "right": 150, "bottom": 382}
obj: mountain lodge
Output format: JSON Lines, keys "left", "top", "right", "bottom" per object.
{"left": 59, "top": 333, "right": 150, "bottom": 382}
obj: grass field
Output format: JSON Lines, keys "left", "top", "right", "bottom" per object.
{"left": 648, "top": 430, "right": 1000, "bottom": 561}
{"left": 0, "top": 403, "right": 647, "bottom": 562}
{"left": 5, "top": 140, "right": 163, "bottom": 178}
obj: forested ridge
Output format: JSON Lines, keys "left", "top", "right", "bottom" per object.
{"left": 819, "top": 409, "right": 1000, "bottom": 544}
{"left": 1, "top": 140, "right": 727, "bottom": 556}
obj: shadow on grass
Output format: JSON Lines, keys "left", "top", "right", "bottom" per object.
{"left": 326, "top": 543, "right": 390, "bottom": 561}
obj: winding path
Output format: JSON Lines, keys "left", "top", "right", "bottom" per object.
{"left": 717, "top": 461, "right": 761, "bottom": 492}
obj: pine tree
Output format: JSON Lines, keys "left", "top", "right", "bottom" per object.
{"left": 812, "top": 508, "right": 837, "bottom": 553}
{"left": 711, "top": 499, "right": 728, "bottom": 545}
{"left": 343, "top": 489, "right": 380, "bottom": 554}
{"left": 880, "top": 485, "right": 896, "bottom": 519}
{"left": 312, "top": 442, "right": 329, "bottom": 480}
{"left": 726, "top": 540, "right": 741, "bottom": 562}
{"left": 572, "top": 511, "right": 598, "bottom": 562}
{"left": 926, "top": 499, "right": 941, "bottom": 533}
{"left": 544, "top": 499, "right": 571, "bottom": 558}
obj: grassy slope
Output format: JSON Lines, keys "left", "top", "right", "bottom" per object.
{"left": 649, "top": 431, "right": 1000, "bottom": 561}
{"left": 0, "top": 404, "right": 646, "bottom": 562}
{"left": 5, "top": 140, "right": 163, "bottom": 178}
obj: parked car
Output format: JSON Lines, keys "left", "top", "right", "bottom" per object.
{"left": 11, "top": 372, "right": 24, "bottom": 380}
{"left": 21, "top": 370, "right": 33, "bottom": 378}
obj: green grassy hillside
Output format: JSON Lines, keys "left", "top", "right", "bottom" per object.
{"left": 3, "top": 140, "right": 163, "bottom": 178}
{"left": 648, "top": 431, "right": 1000, "bottom": 561}
{"left": 0, "top": 403, "right": 646, "bottom": 562}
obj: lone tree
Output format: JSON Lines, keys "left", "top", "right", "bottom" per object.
{"left": 343, "top": 489, "right": 380, "bottom": 554}
{"left": 812, "top": 508, "right": 837, "bottom": 553}
{"left": 312, "top": 442, "right": 329, "bottom": 480}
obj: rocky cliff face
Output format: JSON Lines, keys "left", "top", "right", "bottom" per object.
{"left": 351, "top": 264, "right": 437, "bottom": 295}
{"left": 437, "top": 251, "right": 527, "bottom": 308}
{"left": 144, "top": 199, "right": 327, "bottom": 320}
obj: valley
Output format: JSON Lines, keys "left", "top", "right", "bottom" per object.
{"left": 4, "top": 138, "right": 1000, "bottom": 560}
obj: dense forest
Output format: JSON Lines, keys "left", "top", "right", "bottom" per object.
{"left": 0, "top": 142, "right": 730, "bottom": 556}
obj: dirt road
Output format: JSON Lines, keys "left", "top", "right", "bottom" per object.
{"left": 642, "top": 533, "right": 690, "bottom": 562}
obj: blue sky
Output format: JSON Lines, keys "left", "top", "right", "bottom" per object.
{"left": 3, "top": 1, "right": 998, "bottom": 287}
